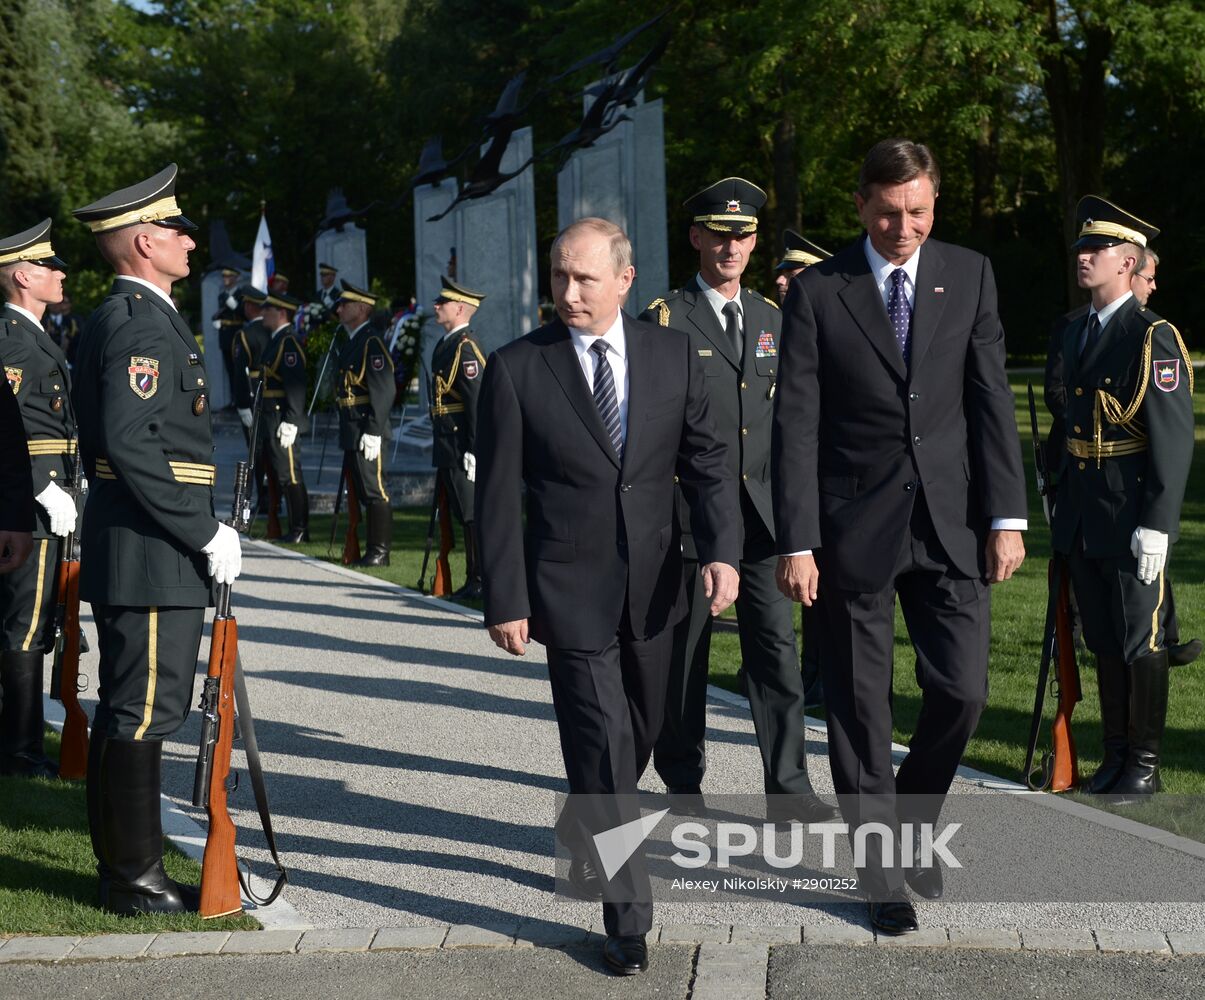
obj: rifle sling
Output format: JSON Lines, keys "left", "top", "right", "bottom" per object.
{"left": 232, "top": 654, "right": 288, "bottom": 907}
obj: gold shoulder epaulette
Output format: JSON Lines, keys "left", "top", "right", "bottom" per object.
{"left": 645, "top": 297, "right": 670, "bottom": 327}
{"left": 755, "top": 289, "right": 779, "bottom": 310}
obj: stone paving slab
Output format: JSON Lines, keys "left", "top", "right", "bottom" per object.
{"left": 874, "top": 926, "right": 949, "bottom": 947}
{"left": 1021, "top": 927, "right": 1098, "bottom": 951}
{"left": 1094, "top": 928, "right": 1171, "bottom": 953}
{"left": 803, "top": 924, "right": 874, "bottom": 946}
{"left": 220, "top": 930, "right": 303, "bottom": 954}
{"left": 692, "top": 941, "right": 769, "bottom": 1000}
{"left": 947, "top": 927, "right": 1021, "bottom": 950}
{"left": 65, "top": 934, "right": 155, "bottom": 961}
{"left": 369, "top": 926, "right": 449, "bottom": 951}
{"left": 729, "top": 924, "right": 801, "bottom": 945}
{"left": 659, "top": 923, "right": 730, "bottom": 943}
{"left": 0, "top": 937, "right": 80, "bottom": 963}
{"left": 297, "top": 927, "right": 376, "bottom": 952}
{"left": 513, "top": 919, "right": 591, "bottom": 948}
{"left": 144, "top": 932, "right": 231, "bottom": 957}
{"left": 1167, "top": 931, "right": 1205, "bottom": 955}
{"left": 443, "top": 923, "right": 518, "bottom": 948}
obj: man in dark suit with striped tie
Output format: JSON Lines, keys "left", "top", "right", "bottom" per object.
{"left": 477, "top": 218, "right": 740, "bottom": 976}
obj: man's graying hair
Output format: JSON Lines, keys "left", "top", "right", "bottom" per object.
{"left": 858, "top": 139, "right": 941, "bottom": 197}
{"left": 551, "top": 218, "right": 633, "bottom": 275}
{"left": 1137, "top": 246, "right": 1160, "bottom": 273}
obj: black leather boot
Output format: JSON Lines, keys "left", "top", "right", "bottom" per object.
{"left": 87, "top": 726, "right": 111, "bottom": 905}
{"left": 0, "top": 650, "right": 58, "bottom": 778}
{"left": 453, "top": 522, "right": 483, "bottom": 599}
{"left": 283, "top": 483, "right": 310, "bottom": 543}
{"left": 100, "top": 738, "right": 199, "bottom": 914}
{"left": 353, "top": 501, "right": 392, "bottom": 567}
{"left": 1110, "top": 649, "right": 1170, "bottom": 803}
{"left": 1082, "top": 654, "right": 1128, "bottom": 793}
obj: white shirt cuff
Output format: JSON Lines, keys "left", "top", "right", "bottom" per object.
{"left": 782, "top": 550, "right": 813, "bottom": 557}
{"left": 990, "top": 518, "right": 1027, "bottom": 531}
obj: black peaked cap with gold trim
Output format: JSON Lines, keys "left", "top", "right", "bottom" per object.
{"left": 775, "top": 230, "right": 831, "bottom": 271}
{"left": 1073, "top": 196, "right": 1159, "bottom": 250}
{"left": 264, "top": 291, "right": 303, "bottom": 313}
{"left": 72, "top": 163, "right": 197, "bottom": 233}
{"left": 435, "top": 275, "right": 485, "bottom": 307}
{"left": 0, "top": 218, "right": 68, "bottom": 271}
{"left": 236, "top": 284, "right": 267, "bottom": 305}
{"left": 333, "top": 279, "right": 376, "bottom": 308}
{"left": 319, "top": 262, "right": 338, "bottom": 276}
{"left": 685, "top": 177, "right": 766, "bottom": 235}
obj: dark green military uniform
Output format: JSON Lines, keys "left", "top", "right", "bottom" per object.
{"left": 639, "top": 178, "right": 830, "bottom": 820}
{"left": 47, "top": 307, "right": 84, "bottom": 368}
{"left": 72, "top": 162, "right": 218, "bottom": 914}
{"left": 213, "top": 268, "right": 242, "bottom": 405}
{"left": 1049, "top": 197, "right": 1194, "bottom": 801}
{"left": 0, "top": 219, "right": 74, "bottom": 778}
{"left": 230, "top": 288, "right": 272, "bottom": 506}
{"left": 257, "top": 292, "right": 309, "bottom": 541}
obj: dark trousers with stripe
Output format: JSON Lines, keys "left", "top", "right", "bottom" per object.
{"left": 350, "top": 449, "right": 390, "bottom": 505}
{"left": 0, "top": 538, "right": 60, "bottom": 653}
{"left": 1068, "top": 542, "right": 1168, "bottom": 663}
{"left": 90, "top": 605, "right": 205, "bottom": 741}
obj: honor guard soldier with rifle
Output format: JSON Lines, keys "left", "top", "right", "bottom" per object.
{"left": 640, "top": 178, "right": 837, "bottom": 824}
{"left": 0, "top": 219, "right": 77, "bottom": 778}
{"left": 332, "top": 280, "right": 395, "bottom": 566}
{"left": 71, "top": 163, "right": 243, "bottom": 913}
{"left": 258, "top": 290, "right": 310, "bottom": 542}
{"left": 1049, "top": 197, "right": 1194, "bottom": 802}
{"left": 231, "top": 285, "right": 271, "bottom": 513}
{"left": 213, "top": 266, "right": 242, "bottom": 410}
{"left": 315, "top": 263, "right": 339, "bottom": 316}
{"left": 430, "top": 276, "right": 488, "bottom": 598}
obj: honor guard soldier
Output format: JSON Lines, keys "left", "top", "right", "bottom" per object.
{"left": 212, "top": 266, "right": 242, "bottom": 410}
{"left": 46, "top": 293, "right": 86, "bottom": 368}
{"left": 0, "top": 220, "right": 76, "bottom": 778}
{"left": 1049, "top": 197, "right": 1194, "bottom": 802}
{"left": 315, "top": 262, "right": 339, "bottom": 315}
{"left": 332, "top": 281, "right": 395, "bottom": 566}
{"left": 258, "top": 290, "right": 310, "bottom": 541}
{"left": 640, "top": 178, "right": 836, "bottom": 823}
{"left": 230, "top": 285, "right": 271, "bottom": 509}
{"left": 774, "top": 230, "right": 830, "bottom": 305}
{"left": 431, "top": 276, "right": 488, "bottom": 598}
{"left": 71, "top": 163, "right": 243, "bottom": 913}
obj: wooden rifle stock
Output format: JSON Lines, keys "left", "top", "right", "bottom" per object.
{"left": 341, "top": 469, "right": 361, "bottom": 565}
{"left": 432, "top": 481, "right": 454, "bottom": 597}
{"left": 1048, "top": 560, "right": 1081, "bottom": 791}
{"left": 50, "top": 541, "right": 87, "bottom": 779}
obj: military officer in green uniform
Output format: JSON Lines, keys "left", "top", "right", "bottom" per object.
{"left": 258, "top": 291, "right": 309, "bottom": 542}
{"left": 0, "top": 219, "right": 76, "bottom": 778}
{"left": 1049, "top": 197, "right": 1194, "bottom": 802}
{"left": 46, "top": 293, "right": 86, "bottom": 368}
{"left": 430, "top": 276, "right": 488, "bottom": 598}
{"left": 71, "top": 163, "right": 243, "bottom": 913}
{"left": 332, "top": 281, "right": 395, "bottom": 566}
{"left": 640, "top": 178, "right": 835, "bottom": 822}
{"left": 773, "top": 230, "right": 830, "bottom": 305}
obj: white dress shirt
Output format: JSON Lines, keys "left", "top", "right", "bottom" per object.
{"left": 115, "top": 274, "right": 178, "bottom": 312}
{"left": 568, "top": 310, "right": 629, "bottom": 444}
{"left": 696, "top": 272, "right": 743, "bottom": 333}
{"left": 6, "top": 303, "right": 44, "bottom": 332}
{"left": 1088, "top": 289, "right": 1133, "bottom": 333}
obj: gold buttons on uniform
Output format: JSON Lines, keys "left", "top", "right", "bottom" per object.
{"left": 741, "top": 427, "right": 748, "bottom": 436}
{"left": 1075, "top": 387, "right": 1084, "bottom": 396}
{"left": 52, "top": 384, "right": 60, "bottom": 391}
{"left": 740, "top": 382, "right": 747, "bottom": 390}
{"left": 49, "top": 470, "right": 57, "bottom": 478}
{"left": 741, "top": 473, "right": 748, "bottom": 481}
{"left": 1105, "top": 378, "right": 1112, "bottom": 385}
{"left": 1078, "top": 462, "right": 1086, "bottom": 470}
{"left": 1073, "top": 425, "right": 1081, "bottom": 433}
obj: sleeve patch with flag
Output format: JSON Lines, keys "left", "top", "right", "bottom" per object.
{"left": 4, "top": 367, "right": 22, "bottom": 393}
{"left": 1153, "top": 358, "right": 1180, "bottom": 392}
{"left": 128, "top": 357, "right": 159, "bottom": 399}
{"left": 462, "top": 359, "right": 479, "bottom": 380}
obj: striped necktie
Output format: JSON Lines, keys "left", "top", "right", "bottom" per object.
{"left": 590, "top": 340, "right": 623, "bottom": 459}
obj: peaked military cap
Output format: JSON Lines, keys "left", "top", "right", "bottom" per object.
{"left": 263, "top": 291, "right": 303, "bottom": 312}
{"left": 1073, "top": 196, "right": 1159, "bottom": 250}
{"left": 0, "top": 218, "right": 68, "bottom": 271}
{"left": 220, "top": 266, "right": 239, "bottom": 278}
{"left": 775, "top": 230, "right": 831, "bottom": 271}
{"left": 237, "top": 284, "right": 267, "bottom": 306}
{"left": 318, "top": 262, "right": 338, "bottom": 276}
{"left": 434, "top": 275, "right": 485, "bottom": 307}
{"left": 333, "top": 279, "right": 376, "bottom": 308}
{"left": 684, "top": 177, "right": 767, "bottom": 234}
{"left": 72, "top": 163, "right": 197, "bottom": 233}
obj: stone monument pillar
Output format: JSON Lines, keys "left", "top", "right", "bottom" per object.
{"left": 556, "top": 89, "right": 668, "bottom": 316}
{"left": 201, "top": 268, "right": 234, "bottom": 410}
{"left": 413, "top": 177, "right": 458, "bottom": 407}
{"left": 314, "top": 225, "right": 368, "bottom": 292}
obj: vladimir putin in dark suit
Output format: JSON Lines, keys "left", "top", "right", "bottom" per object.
{"left": 772, "top": 139, "right": 1028, "bottom": 934}
{"left": 477, "top": 218, "right": 740, "bottom": 975}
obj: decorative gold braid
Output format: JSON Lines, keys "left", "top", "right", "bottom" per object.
{"left": 1093, "top": 320, "right": 1175, "bottom": 469}
{"left": 646, "top": 298, "right": 670, "bottom": 327}
{"left": 434, "top": 338, "right": 468, "bottom": 406}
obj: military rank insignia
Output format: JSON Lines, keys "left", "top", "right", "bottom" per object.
{"left": 4, "top": 366, "right": 22, "bottom": 393}
{"left": 755, "top": 331, "right": 777, "bottom": 358}
{"left": 1154, "top": 358, "right": 1180, "bottom": 392}
{"left": 463, "top": 359, "right": 479, "bottom": 380}
{"left": 371, "top": 355, "right": 385, "bottom": 371}
{"left": 128, "top": 357, "right": 159, "bottom": 399}
{"left": 284, "top": 352, "right": 299, "bottom": 368}
{"left": 193, "top": 394, "right": 207, "bottom": 415}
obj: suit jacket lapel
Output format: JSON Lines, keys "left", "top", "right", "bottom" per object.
{"left": 684, "top": 277, "right": 739, "bottom": 370}
{"left": 540, "top": 320, "right": 621, "bottom": 468}
{"left": 836, "top": 245, "right": 907, "bottom": 382}
{"left": 1063, "top": 312, "right": 1088, "bottom": 385}
{"left": 620, "top": 316, "right": 645, "bottom": 470}
{"left": 908, "top": 242, "right": 949, "bottom": 371}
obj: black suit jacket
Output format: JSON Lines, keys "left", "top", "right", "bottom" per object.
{"left": 772, "top": 237, "right": 1027, "bottom": 593}
{"left": 640, "top": 277, "right": 781, "bottom": 557}
{"left": 477, "top": 314, "right": 740, "bottom": 650}
{"left": 1050, "top": 297, "right": 1194, "bottom": 558}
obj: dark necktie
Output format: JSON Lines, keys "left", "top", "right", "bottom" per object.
{"left": 887, "top": 268, "right": 912, "bottom": 363}
{"left": 590, "top": 340, "right": 623, "bottom": 459}
{"left": 1080, "top": 314, "right": 1101, "bottom": 359}
{"left": 722, "top": 300, "right": 743, "bottom": 364}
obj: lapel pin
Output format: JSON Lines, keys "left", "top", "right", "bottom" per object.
{"left": 934, "top": 287, "right": 944, "bottom": 294}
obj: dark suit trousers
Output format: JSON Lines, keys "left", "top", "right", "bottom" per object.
{"left": 547, "top": 614, "right": 672, "bottom": 937}
{"left": 818, "top": 493, "right": 989, "bottom": 896}
{"left": 655, "top": 496, "right": 812, "bottom": 796}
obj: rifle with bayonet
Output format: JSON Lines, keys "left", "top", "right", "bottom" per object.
{"left": 49, "top": 440, "right": 88, "bottom": 780}
{"left": 193, "top": 405, "right": 287, "bottom": 917}
{"left": 1023, "top": 383, "right": 1081, "bottom": 791}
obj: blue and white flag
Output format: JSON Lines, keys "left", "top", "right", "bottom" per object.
{"left": 251, "top": 210, "right": 274, "bottom": 293}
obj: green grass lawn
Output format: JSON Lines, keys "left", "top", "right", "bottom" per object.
{"left": 275, "top": 378, "right": 1205, "bottom": 805}
{"left": 0, "top": 732, "right": 258, "bottom": 937}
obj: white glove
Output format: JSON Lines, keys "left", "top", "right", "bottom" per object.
{"left": 201, "top": 523, "right": 242, "bottom": 585}
{"left": 225, "top": 293, "right": 239, "bottom": 311}
{"left": 463, "top": 451, "right": 476, "bottom": 483}
{"left": 1131, "top": 527, "right": 1168, "bottom": 585}
{"left": 278, "top": 422, "right": 298, "bottom": 448}
{"left": 212, "top": 319, "right": 222, "bottom": 331}
{"left": 238, "top": 407, "right": 253, "bottom": 429}
{"left": 35, "top": 481, "right": 77, "bottom": 537}
{"left": 360, "top": 433, "right": 381, "bottom": 462}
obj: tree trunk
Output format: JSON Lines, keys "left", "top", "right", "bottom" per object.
{"left": 771, "top": 113, "right": 800, "bottom": 246}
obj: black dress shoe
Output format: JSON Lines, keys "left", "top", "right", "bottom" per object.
{"left": 603, "top": 933, "right": 648, "bottom": 975}
{"left": 667, "top": 785, "right": 708, "bottom": 817}
{"left": 765, "top": 793, "right": 840, "bottom": 825}
{"left": 903, "top": 828, "right": 944, "bottom": 899}
{"left": 568, "top": 857, "right": 602, "bottom": 901}
{"left": 1170, "top": 639, "right": 1202, "bottom": 667}
{"left": 867, "top": 894, "right": 918, "bottom": 935}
